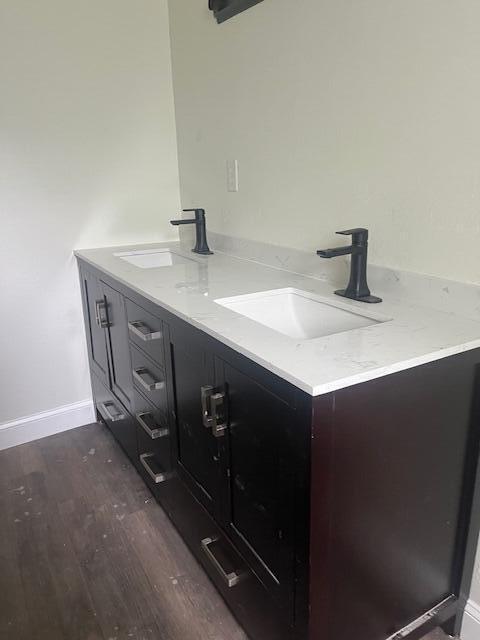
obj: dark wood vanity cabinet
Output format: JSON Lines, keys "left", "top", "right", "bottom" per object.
{"left": 77, "top": 259, "right": 480, "bottom": 640}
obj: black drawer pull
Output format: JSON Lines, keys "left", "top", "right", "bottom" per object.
{"left": 201, "top": 537, "right": 246, "bottom": 588}
{"left": 128, "top": 320, "right": 162, "bottom": 342}
{"left": 139, "top": 453, "right": 169, "bottom": 483}
{"left": 136, "top": 412, "right": 169, "bottom": 439}
{"left": 99, "top": 401, "right": 126, "bottom": 422}
{"left": 133, "top": 367, "right": 165, "bottom": 392}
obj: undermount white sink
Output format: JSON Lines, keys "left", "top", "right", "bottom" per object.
{"left": 215, "top": 288, "right": 389, "bottom": 340}
{"left": 114, "top": 248, "right": 196, "bottom": 269}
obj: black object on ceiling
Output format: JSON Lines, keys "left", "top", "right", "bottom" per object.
{"left": 209, "top": 0, "right": 265, "bottom": 24}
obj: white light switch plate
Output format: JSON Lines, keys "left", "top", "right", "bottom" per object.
{"left": 227, "top": 159, "right": 239, "bottom": 192}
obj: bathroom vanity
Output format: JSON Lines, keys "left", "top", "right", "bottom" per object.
{"left": 76, "top": 242, "right": 480, "bottom": 640}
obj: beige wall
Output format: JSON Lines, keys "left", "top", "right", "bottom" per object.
{"left": 168, "top": 0, "right": 480, "bottom": 285}
{"left": 0, "top": 0, "right": 180, "bottom": 423}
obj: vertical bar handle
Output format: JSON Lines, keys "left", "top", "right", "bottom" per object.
{"left": 95, "top": 300, "right": 110, "bottom": 328}
{"left": 210, "top": 392, "right": 227, "bottom": 438}
{"left": 201, "top": 385, "right": 214, "bottom": 428}
{"left": 201, "top": 386, "right": 227, "bottom": 436}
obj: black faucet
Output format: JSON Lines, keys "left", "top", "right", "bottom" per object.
{"left": 317, "top": 228, "right": 382, "bottom": 303}
{"left": 170, "top": 208, "right": 213, "bottom": 255}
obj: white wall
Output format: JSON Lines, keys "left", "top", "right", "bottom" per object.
{"left": 0, "top": 0, "right": 180, "bottom": 425}
{"left": 167, "top": 0, "right": 480, "bottom": 632}
{"left": 470, "top": 543, "right": 480, "bottom": 603}
{"left": 168, "top": 0, "right": 480, "bottom": 285}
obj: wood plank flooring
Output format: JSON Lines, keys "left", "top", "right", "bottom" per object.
{"left": 0, "top": 423, "right": 452, "bottom": 640}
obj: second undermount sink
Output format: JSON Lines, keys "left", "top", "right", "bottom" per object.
{"left": 215, "top": 288, "right": 389, "bottom": 340}
{"left": 114, "top": 248, "right": 196, "bottom": 269}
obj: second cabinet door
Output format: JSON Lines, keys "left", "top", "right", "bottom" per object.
{"left": 219, "top": 360, "right": 296, "bottom": 609}
{"left": 170, "top": 326, "right": 222, "bottom": 520}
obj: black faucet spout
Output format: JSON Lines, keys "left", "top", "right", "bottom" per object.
{"left": 170, "top": 218, "right": 197, "bottom": 226}
{"left": 170, "top": 208, "right": 213, "bottom": 255}
{"left": 317, "top": 228, "right": 382, "bottom": 304}
{"left": 317, "top": 246, "right": 354, "bottom": 258}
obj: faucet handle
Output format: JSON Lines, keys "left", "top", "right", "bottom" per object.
{"left": 336, "top": 228, "right": 368, "bottom": 244}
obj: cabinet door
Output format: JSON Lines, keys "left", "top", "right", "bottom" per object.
{"left": 220, "top": 361, "right": 296, "bottom": 606}
{"left": 80, "top": 269, "right": 110, "bottom": 388}
{"left": 170, "top": 326, "right": 221, "bottom": 519}
{"left": 102, "top": 282, "right": 133, "bottom": 411}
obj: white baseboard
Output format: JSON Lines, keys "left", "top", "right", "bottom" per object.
{"left": 0, "top": 399, "right": 96, "bottom": 451}
{"left": 462, "top": 599, "right": 480, "bottom": 640}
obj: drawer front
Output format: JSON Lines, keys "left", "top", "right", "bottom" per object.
{"left": 125, "top": 298, "right": 165, "bottom": 367}
{"left": 130, "top": 345, "right": 168, "bottom": 412}
{"left": 161, "top": 476, "right": 295, "bottom": 640}
{"left": 133, "top": 388, "right": 171, "bottom": 475}
{"left": 91, "top": 372, "right": 137, "bottom": 464}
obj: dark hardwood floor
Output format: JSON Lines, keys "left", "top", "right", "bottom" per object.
{"left": 0, "top": 423, "right": 452, "bottom": 640}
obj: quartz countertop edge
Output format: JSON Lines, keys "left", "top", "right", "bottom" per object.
{"left": 74, "top": 242, "right": 480, "bottom": 397}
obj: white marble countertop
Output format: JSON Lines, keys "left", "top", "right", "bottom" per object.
{"left": 75, "top": 241, "right": 480, "bottom": 396}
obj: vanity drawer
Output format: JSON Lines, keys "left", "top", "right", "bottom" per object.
{"left": 133, "top": 388, "right": 168, "bottom": 439}
{"left": 91, "top": 372, "right": 137, "bottom": 464}
{"left": 126, "top": 298, "right": 165, "bottom": 366}
{"left": 130, "top": 344, "right": 168, "bottom": 412}
{"left": 133, "top": 389, "right": 171, "bottom": 469}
